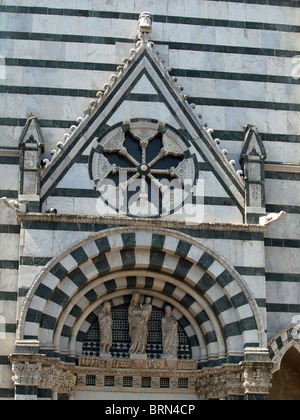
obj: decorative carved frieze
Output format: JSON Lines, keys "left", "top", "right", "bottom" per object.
{"left": 196, "top": 361, "right": 274, "bottom": 400}
{"left": 76, "top": 357, "right": 198, "bottom": 394}
{"left": 10, "top": 353, "right": 272, "bottom": 399}
{"left": 78, "top": 357, "right": 197, "bottom": 371}
{"left": 10, "top": 354, "right": 76, "bottom": 396}
{"left": 40, "top": 366, "right": 76, "bottom": 395}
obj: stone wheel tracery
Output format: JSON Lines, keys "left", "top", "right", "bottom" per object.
{"left": 89, "top": 120, "right": 196, "bottom": 217}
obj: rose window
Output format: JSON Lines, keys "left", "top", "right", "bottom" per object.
{"left": 89, "top": 120, "right": 196, "bottom": 218}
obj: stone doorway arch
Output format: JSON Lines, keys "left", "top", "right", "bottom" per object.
{"left": 268, "top": 325, "right": 300, "bottom": 400}
{"left": 12, "top": 227, "right": 269, "bottom": 400}
{"left": 269, "top": 346, "right": 300, "bottom": 400}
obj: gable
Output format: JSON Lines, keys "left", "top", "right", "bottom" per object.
{"left": 241, "top": 124, "right": 267, "bottom": 162}
{"left": 40, "top": 41, "right": 245, "bottom": 223}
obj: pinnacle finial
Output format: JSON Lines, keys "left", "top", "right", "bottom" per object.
{"left": 137, "top": 11, "right": 153, "bottom": 42}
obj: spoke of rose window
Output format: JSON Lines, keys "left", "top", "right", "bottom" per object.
{"left": 150, "top": 168, "right": 174, "bottom": 176}
{"left": 119, "top": 172, "right": 141, "bottom": 191}
{"left": 118, "top": 147, "right": 140, "bottom": 167}
{"left": 147, "top": 148, "right": 167, "bottom": 168}
{"left": 118, "top": 168, "right": 138, "bottom": 173}
{"left": 147, "top": 173, "right": 169, "bottom": 193}
{"left": 140, "top": 175, "right": 147, "bottom": 195}
{"left": 140, "top": 139, "right": 148, "bottom": 164}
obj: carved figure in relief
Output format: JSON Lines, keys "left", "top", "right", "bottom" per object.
{"left": 128, "top": 294, "right": 152, "bottom": 355}
{"left": 98, "top": 302, "right": 113, "bottom": 356}
{"left": 162, "top": 306, "right": 179, "bottom": 359}
{"left": 141, "top": 296, "right": 152, "bottom": 324}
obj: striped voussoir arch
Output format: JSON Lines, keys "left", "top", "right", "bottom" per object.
{"left": 18, "top": 227, "right": 265, "bottom": 366}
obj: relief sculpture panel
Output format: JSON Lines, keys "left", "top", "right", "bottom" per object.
{"left": 82, "top": 294, "right": 191, "bottom": 362}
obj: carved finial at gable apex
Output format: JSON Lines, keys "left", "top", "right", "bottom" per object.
{"left": 137, "top": 12, "right": 153, "bottom": 43}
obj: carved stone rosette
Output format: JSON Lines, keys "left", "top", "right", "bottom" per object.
{"left": 89, "top": 119, "right": 196, "bottom": 218}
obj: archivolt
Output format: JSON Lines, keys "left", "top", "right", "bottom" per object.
{"left": 18, "top": 227, "right": 265, "bottom": 364}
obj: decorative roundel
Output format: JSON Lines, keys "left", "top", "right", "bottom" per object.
{"left": 89, "top": 119, "right": 196, "bottom": 218}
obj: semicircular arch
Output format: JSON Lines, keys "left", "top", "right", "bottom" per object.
{"left": 18, "top": 227, "right": 265, "bottom": 365}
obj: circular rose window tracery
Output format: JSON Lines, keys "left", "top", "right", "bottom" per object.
{"left": 89, "top": 119, "right": 196, "bottom": 218}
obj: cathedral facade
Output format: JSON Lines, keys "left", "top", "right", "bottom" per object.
{"left": 0, "top": 0, "right": 299, "bottom": 400}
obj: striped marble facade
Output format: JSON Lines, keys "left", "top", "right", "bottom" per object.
{"left": 0, "top": 0, "right": 299, "bottom": 400}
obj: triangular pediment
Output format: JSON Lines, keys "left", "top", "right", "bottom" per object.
{"left": 40, "top": 40, "right": 245, "bottom": 222}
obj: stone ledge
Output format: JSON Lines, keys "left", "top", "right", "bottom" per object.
{"left": 17, "top": 212, "right": 268, "bottom": 233}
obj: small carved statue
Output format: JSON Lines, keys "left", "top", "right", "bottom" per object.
{"left": 128, "top": 294, "right": 152, "bottom": 356}
{"left": 141, "top": 296, "right": 153, "bottom": 324}
{"left": 162, "top": 306, "right": 179, "bottom": 359}
{"left": 98, "top": 302, "right": 113, "bottom": 357}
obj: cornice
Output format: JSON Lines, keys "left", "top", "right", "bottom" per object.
{"left": 18, "top": 212, "right": 267, "bottom": 233}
